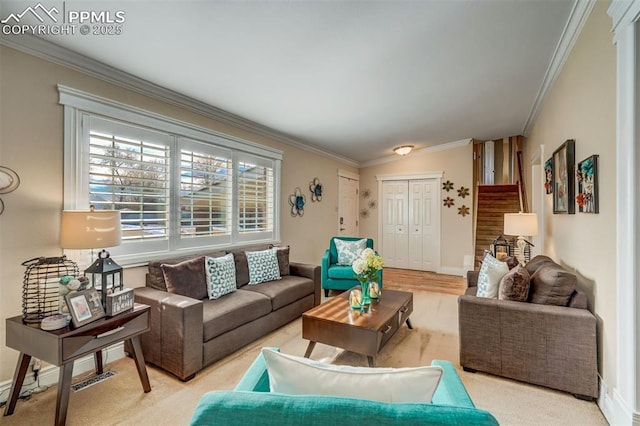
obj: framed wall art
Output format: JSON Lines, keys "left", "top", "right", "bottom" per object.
{"left": 576, "top": 155, "right": 599, "bottom": 213}
{"left": 65, "top": 288, "right": 105, "bottom": 328}
{"left": 544, "top": 157, "right": 553, "bottom": 194}
{"left": 552, "top": 139, "right": 575, "bottom": 214}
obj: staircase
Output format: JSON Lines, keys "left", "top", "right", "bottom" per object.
{"left": 473, "top": 184, "right": 521, "bottom": 269}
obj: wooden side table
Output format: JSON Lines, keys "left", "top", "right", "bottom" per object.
{"left": 4, "top": 303, "right": 151, "bottom": 426}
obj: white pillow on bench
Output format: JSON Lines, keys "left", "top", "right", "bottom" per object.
{"left": 261, "top": 348, "right": 442, "bottom": 403}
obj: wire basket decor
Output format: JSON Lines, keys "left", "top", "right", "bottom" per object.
{"left": 22, "top": 256, "right": 79, "bottom": 324}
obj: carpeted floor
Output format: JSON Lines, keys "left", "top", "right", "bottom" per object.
{"left": 1, "top": 288, "right": 607, "bottom": 425}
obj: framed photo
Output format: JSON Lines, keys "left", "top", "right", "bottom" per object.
{"left": 65, "top": 289, "right": 105, "bottom": 328}
{"left": 552, "top": 139, "right": 575, "bottom": 214}
{"left": 577, "top": 155, "right": 599, "bottom": 213}
{"left": 544, "top": 157, "right": 553, "bottom": 194}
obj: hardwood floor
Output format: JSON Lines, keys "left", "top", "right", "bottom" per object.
{"left": 382, "top": 268, "right": 467, "bottom": 295}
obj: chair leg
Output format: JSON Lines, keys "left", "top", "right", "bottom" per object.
{"left": 324, "top": 289, "right": 329, "bottom": 297}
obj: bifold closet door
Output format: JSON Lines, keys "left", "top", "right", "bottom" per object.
{"left": 381, "top": 181, "right": 409, "bottom": 268}
{"left": 409, "top": 180, "right": 438, "bottom": 271}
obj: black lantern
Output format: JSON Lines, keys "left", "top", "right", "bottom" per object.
{"left": 492, "top": 234, "right": 511, "bottom": 260}
{"left": 85, "top": 249, "right": 123, "bottom": 308}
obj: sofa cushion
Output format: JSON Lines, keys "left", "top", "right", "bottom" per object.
{"left": 275, "top": 246, "right": 290, "bottom": 276}
{"left": 529, "top": 264, "right": 577, "bottom": 306}
{"left": 161, "top": 257, "right": 207, "bottom": 300}
{"left": 262, "top": 348, "right": 443, "bottom": 403}
{"left": 524, "top": 255, "right": 556, "bottom": 276}
{"left": 205, "top": 254, "right": 237, "bottom": 300}
{"left": 202, "top": 290, "right": 272, "bottom": 341}
{"left": 242, "top": 275, "right": 315, "bottom": 311}
{"left": 335, "top": 238, "right": 367, "bottom": 265}
{"left": 247, "top": 248, "right": 281, "bottom": 285}
{"left": 476, "top": 253, "right": 509, "bottom": 298}
{"left": 327, "top": 265, "right": 356, "bottom": 280}
{"left": 498, "top": 264, "right": 531, "bottom": 302}
{"left": 228, "top": 244, "right": 272, "bottom": 288}
{"left": 147, "top": 250, "right": 226, "bottom": 291}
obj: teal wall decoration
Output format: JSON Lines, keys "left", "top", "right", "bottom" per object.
{"left": 289, "top": 187, "right": 305, "bottom": 217}
{"left": 309, "top": 178, "right": 323, "bottom": 202}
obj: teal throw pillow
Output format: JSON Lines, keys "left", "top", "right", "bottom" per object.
{"left": 335, "top": 238, "right": 367, "bottom": 265}
{"left": 205, "top": 253, "right": 237, "bottom": 299}
{"left": 246, "top": 248, "right": 281, "bottom": 285}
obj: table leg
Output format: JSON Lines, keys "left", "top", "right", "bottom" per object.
{"left": 128, "top": 336, "right": 151, "bottom": 393}
{"left": 4, "top": 352, "right": 31, "bottom": 416}
{"left": 55, "top": 362, "right": 74, "bottom": 426}
{"left": 94, "top": 350, "right": 103, "bottom": 375}
{"left": 367, "top": 356, "right": 375, "bottom": 367}
{"left": 405, "top": 317, "right": 414, "bottom": 329}
{"left": 304, "top": 341, "right": 316, "bottom": 358}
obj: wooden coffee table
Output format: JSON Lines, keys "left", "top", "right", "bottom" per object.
{"left": 302, "top": 288, "right": 413, "bottom": 367}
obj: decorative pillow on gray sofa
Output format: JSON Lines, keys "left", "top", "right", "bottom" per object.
{"left": 498, "top": 264, "right": 531, "bottom": 302}
{"left": 247, "top": 248, "right": 281, "bottom": 285}
{"left": 528, "top": 264, "right": 577, "bottom": 306}
{"left": 276, "top": 246, "right": 290, "bottom": 276}
{"left": 205, "top": 254, "right": 237, "bottom": 299}
{"left": 161, "top": 256, "right": 207, "bottom": 300}
{"left": 524, "top": 255, "right": 555, "bottom": 276}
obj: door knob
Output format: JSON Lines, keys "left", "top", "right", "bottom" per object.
{"left": 340, "top": 228, "right": 346, "bottom": 231}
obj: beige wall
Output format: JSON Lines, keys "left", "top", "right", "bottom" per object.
{"left": 359, "top": 144, "right": 474, "bottom": 272}
{"left": 0, "top": 46, "right": 356, "bottom": 381}
{"left": 524, "top": 1, "right": 616, "bottom": 391}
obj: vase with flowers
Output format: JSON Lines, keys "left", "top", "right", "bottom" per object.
{"left": 351, "top": 248, "right": 384, "bottom": 308}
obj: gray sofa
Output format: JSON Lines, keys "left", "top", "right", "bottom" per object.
{"left": 132, "top": 244, "right": 321, "bottom": 381}
{"left": 458, "top": 255, "right": 598, "bottom": 400}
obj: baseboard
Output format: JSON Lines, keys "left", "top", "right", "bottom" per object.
{"left": 439, "top": 266, "right": 464, "bottom": 277}
{"left": 598, "top": 376, "right": 638, "bottom": 425}
{"left": 0, "top": 342, "right": 125, "bottom": 404}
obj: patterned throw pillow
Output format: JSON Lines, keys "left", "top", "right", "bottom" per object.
{"left": 335, "top": 238, "right": 367, "bottom": 265}
{"left": 476, "top": 252, "right": 509, "bottom": 298}
{"left": 205, "top": 254, "right": 237, "bottom": 299}
{"left": 246, "top": 248, "right": 281, "bottom": 285}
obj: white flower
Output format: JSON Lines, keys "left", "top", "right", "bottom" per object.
{"left": 360, "top": 247, "right": 375, "bottom": 260}
{"left": 352, "top": 258, "right": 367, "bottom": 275}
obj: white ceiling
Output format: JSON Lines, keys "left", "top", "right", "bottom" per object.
{"left": 4, "top": 0, "right": 577, "bottom": 164}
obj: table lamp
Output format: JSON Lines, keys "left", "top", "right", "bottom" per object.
{"left": 60, "top": 206, "right": 122, "bottom": 307}
{"left": 503, "top": 212, "right": 538, "bottom": 264}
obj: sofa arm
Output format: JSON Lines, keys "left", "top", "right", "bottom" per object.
{"left": 431, "top": 360, "right": 475, "bottom": 408}
{"left": 134, "top": 287, "right": 204, "bottom": 381}
{"left": 290, "top": 262, "right": 321, "bottom": 306}
{"left": 321, "top": 249, "right": 330, "bottom": 286}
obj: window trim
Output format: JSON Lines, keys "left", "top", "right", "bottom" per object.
{"left": 60, "top": 85, "right": 282, "bottom": 265}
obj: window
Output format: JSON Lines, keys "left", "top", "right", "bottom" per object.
{"left": 60, "top": 86, "right": 281, "bottom": 264}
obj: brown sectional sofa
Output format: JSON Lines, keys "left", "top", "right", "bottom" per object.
{"left": 132, "top": 244, "right": 321, "bottom": 381}
{"left": 459, "top": 255, "right": 598, "bottom": 400}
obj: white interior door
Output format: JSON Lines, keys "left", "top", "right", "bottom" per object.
{"left": 381, "top": 181, "right": 409, "bottom": 268}
{"left": 338, "top": 175, "right": 359, "bottom": 236}
{"left": 409, "top": 179, "right": 438, "bottom": 271}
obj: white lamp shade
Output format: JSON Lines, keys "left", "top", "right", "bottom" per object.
{"left": 504, "top": 212, "right": 538, "bottom": 237}
{"left": 60, "top": 210, "right": 122, "bottom": 249}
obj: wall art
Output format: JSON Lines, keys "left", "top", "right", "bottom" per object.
{"left": 0, "top": 166, "right": 20, "bottom": 215}
{"left": 443, "top": 197, "right": 455, "bottom": 208}
{"left": 457, "top": 186, "right": 469, "bottom": 198}
{"left": 359, "top": 188, "right": 377, "bottom": 218}
{"left": 544, "top": 158, "right": 553, "bottom": 194}
{"left": 289, "top": 187, "right": 305, "bottom": 217}
{"left": 442, "top": 180, "right": 454, "bottom": 191}
{"left": 576, "top": 155, "right": 598, "bottom": 213}
{"left": 552, "top": 139, "right": 575, "bottom": 214}
{"left": 458, "top": 205, "right": 470, "bottom": 217}
{"left": 309, "top": 178, "right": 323, "bottom": 202}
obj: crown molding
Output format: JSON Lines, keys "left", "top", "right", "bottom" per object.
{"left": 0, "top": 33, "right": 360, "bottom": 168}
{"left": 522, "top": 0, "right": 597, "bottom": 136}
{"left": 360, "top": 138, "right": 471, "bottom": 168}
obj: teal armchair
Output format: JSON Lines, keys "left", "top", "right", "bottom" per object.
{"left": 321, "top": 237, "right": 383, "bottom": 297}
